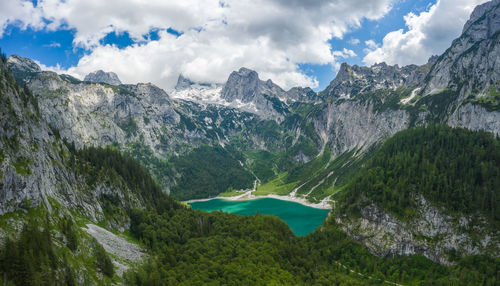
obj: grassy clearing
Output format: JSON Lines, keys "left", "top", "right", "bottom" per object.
{"left": 218, "top": 189, "right": 247, "bottom": 197}
{"left": 254, "top": 172, "right": 297, "bottom": 196}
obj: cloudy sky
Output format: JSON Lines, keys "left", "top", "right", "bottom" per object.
{"left": 0, "top": 0, "right": 487, "bottom": 91}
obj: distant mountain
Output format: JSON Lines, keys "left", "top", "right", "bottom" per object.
{"left": 84, "top": 70, "right": 122, "bottom": 85}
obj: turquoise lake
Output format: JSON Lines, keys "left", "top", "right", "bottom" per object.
{"left": 188, "top": 198, "right": 330, "bottom": 236}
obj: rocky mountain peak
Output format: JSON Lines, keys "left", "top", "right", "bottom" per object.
{"left": 221, "top": 67, "right": 265, "bottom": 103}
{"left": 7, "top": 55, "right": 41, "bottom": 73}
{"left": 423, "top": 0, "right": 500, "bottom": 96}
{"left": 220, "top": 67, "right": 286, "bottom": 119}
{"left": 175, "top": 74, "right": 195, "bottom": 90}
{"left": 84, "top": 70, "right": 122, "bottom": 85}
{"left": 462, "top": 0, "right": 500, "bottom": 36}
{"left": 322, "top": 61, "right": 423, "bottom": 98}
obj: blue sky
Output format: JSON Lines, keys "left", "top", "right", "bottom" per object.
{"left": 0, "top": 0, "right": 485, "bottom": 91}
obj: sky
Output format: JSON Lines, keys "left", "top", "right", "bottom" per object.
{"left": 0, "top": 0, "right": 488, "bottom": 92}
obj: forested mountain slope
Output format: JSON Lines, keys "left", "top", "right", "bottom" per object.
{"left": 336, "top": 125, "right": 500, "bottom": 264}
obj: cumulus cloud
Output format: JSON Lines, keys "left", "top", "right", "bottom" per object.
{"left": 332, "top": 48, "right": 357, "bottom": 59}
{"left": 0, "top": 0, "right": 394, "bottom": 90}
{"left": 363, "top": 0, "right": 489, "bottom": 66}
{"left": 0, "top": 1, "right": 44, "bottom": 36}
{"left": 348, "top": 38, "right": 361, "bottom": 45}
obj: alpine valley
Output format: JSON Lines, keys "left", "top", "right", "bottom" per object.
{"left": 1, "top": 0, "right": 500, "bottom": 285}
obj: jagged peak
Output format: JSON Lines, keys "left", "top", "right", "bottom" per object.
{"left": 427, "top": 55, "right": 439, "bottom": 64}
{"left": 175, "top": 74, "right": 216, "bottom": 90}
{"left": 7, "top": 54, "right": 41, "bottom": 73}
{"left": 175, "top": 74, "right": 195, "bottom": 90}
{"left": 84, "top": 70, "right": 122, "bottom": 85}
{"left": 236, "top": 67, "right": 258, "bottom": 76}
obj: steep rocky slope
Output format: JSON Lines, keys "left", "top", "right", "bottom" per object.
{"left": 0, "top": 52, "right": 168, "bottom": 283}
{"left": 0, "top": 53, "right": 165, "bottom": 225}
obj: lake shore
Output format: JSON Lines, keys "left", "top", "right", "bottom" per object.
{"left": 184, "top": 191, "right": 332, "bottom": 209}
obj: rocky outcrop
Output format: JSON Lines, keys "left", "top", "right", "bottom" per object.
{"left": 448, "top": 103, "right": 500, "bottom": 135}
{"left": 336, "top": 196, "right": 499, "bottom": 265}
{"left": 84, "top": 70, "right": 122, "bottom": 85}
{"left": 7, "top": 54, "right": 41, "bottom": 73}
{"left": 172, "top": 74, "right": 225, "bottom": 105}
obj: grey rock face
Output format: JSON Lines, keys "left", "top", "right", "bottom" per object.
{"left": 221, "top": 67, "right": 286, "bottom": 120}
{"left": 322, "top": 62, "right": 429, "bottom": 98}
{"left": 314, "top": 100, "right": 409, "bottom": 155}
{"left": 448, "top": 103, "right": 500, "bottom": 136}
{"left": 27, "top": 69, "right": 181, "bottom": 154}
{"left": 423, "top": 0, "right": 500, "bottom": 96}
{"left": 337, "top": 196, "right": 499, "bottom": 265}
{"left": 84, "top": 70, "right": 122, "bottom": 85}
{"left": 284, "top": 87, "right": 317, "bottom": 103}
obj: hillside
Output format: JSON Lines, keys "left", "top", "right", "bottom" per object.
{"left": 336, "top": 125, "right": 500, "bottom": 264}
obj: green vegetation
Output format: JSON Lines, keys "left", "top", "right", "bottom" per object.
{"left": 254, "top": 147, "right": 375, "bottom": 203}
{"left": 117, "top": 116, "right": 139, "bottom": 138}
{"left": 0, "top": 216, "right": 61, "bottom": 286}
{"left": 0, "top": 205, "right": 116, "bottom": 286}
{"left": 404, "top": 89, "right": 459, "bottom": 126}
{"left": 92, "top": 238, "right": 114, "bottom": 277}
{"left": 296, "top": 148, "right": 374, "bottom": 203}
{"left": 121, "top": 142, "right": 172, "bottom": 187}
{"left": 170, "top": 145, "right": 255, "bottom": 200}
{"left": 11, "top": 156, "right": 32, "bottom": 176}
{"left": 60, "top": 215, "right": 78, "bottom": 251}
{"left": 254, "top": 172, "right": 297, "bottom": 196}
{"left": 262, "top": 93, "right": 289, "bottom": 114}
{"left": 66, "top": 142, "right": 173, "bottom": 212}
{"left": 353, "top": 87, "right": 413, "bottom": 113}
{"left": 124, "top": 195, "right": 500, "bottom": 285}
{"left": 340, "top": 125, "right": 500, "bottom": 222}
{"left": 242, "top": 150, "right": 277, "bottom": 183}
{"left": 218, "top": 188, "right": 247, "bottom": 197}
{"left": 467, "top": 86, "right": 500, "bottom": 111}
{"left": 1, "top": 122, "right": 499, "bottom": 285}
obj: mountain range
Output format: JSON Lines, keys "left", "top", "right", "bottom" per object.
{"left": 0, "top": 0, "right": 499, "bottom": 284}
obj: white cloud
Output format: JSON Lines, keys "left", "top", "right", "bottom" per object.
{"left": 365, "top": 40, "right": 379, "bottom": 50}
{"left": 1, "top": 0, "right": 394, "bottom": 90}
{"left": 43, "top": 41, "right": 61, "bottom": 48}
{"left": 332, "top": 48, "right": 357, "bottom": 59}
{"left": 363, "top": 0, "right": 489, "bottom": 66}
{"left": 348, "top": 38, "right": 360, "bottom": 45}
{"left": 0, "top": 1, "right": 44, "bottom": 36}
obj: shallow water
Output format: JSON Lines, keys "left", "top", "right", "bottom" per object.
{"left": 188, "top": 198, "right": 330, "bottom": 236}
